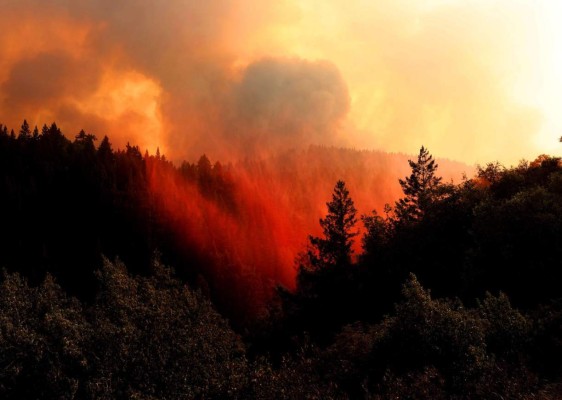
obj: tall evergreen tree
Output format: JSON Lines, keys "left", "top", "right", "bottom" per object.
{"left": 98, "top": 136, "right": 113, "bottom": 161}
{"left": 308, "top": 180, "right": 358, "bottom": 269}
{"left": 281, "top": 180, "right": 360, "bottom": 344}
{"left": 395, "top": 146, "right": 442, "bottom": 223}
{"left": 18, "top": 120, "right": 31, "bottom": 141}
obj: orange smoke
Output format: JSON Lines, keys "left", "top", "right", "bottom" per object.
{"left": 145, "top": 155, "right": 301, "bottom": 318}
{"left": 3, "top": 1, "right": 559, "bottom": 165}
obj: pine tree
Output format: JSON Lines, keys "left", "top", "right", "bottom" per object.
{"left": 308, "top": 180, "right": 358, "bottom": 269}
{"left": 287, "top": 181, "right": 360, "bottom": 341}
{"left": 75, "top": 129, "right": 97, "bottom": 155}
{"left": 395, "top": 146, "right": 442, "bottom": 223}
{"left": 98, "top": 136, "right": 113, "bottom": 160}
{"left": 18, "top": 120, "right": 31, "bottom": 141}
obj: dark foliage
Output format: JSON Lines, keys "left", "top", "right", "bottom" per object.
{"left": 0, "top": 122, "right": 250, "bottom": 321}
{"left": 321, "top": 275, "right": 544, "bottom": 399}
{"left": 270, "top": 146, "right": 561, "bottom": 397}
{"left": 358, "top": 149, "right": 562, "bottom": 311}
{"left": 0, "top": 260, "right": 347, "bottom": 399}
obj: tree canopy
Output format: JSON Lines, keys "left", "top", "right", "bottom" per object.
{"left": 395, "top": 145, "right": 442, "bottom": 223}
{"left": 308, "top": 180, "right": 358, "bottom": 270}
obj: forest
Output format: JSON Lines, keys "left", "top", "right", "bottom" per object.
{"left": 0, "top": 120, "right": 560, "bottom": 399}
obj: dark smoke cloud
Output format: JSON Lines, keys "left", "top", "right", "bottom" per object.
{"left": 162, "top": 56, "right": 352, "bottom": 161}
{"left": 230, "top": 58, "right": 349, "bottom": 149}
{"left": 215, "top": 58, "right": 349, "bottom": 155}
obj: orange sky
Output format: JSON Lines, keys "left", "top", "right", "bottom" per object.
{"left": 1, "top": 0, "right": 561, "bottom": 165}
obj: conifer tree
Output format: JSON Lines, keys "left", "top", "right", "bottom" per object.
{"left": 395, "top": 146, "right": 442, "bottom": 223}
{"left": 308, "top": 180, "right": 358, "bottom": 269}
{"left": 18, "top": 120, "right": 31, "bottom": 141}
{"left": 98, "top": 136, "right": 113, "bottom": 161}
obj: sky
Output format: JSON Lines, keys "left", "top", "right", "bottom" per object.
{"left": 1, "top": 0, "right": 561, "bottom": 165}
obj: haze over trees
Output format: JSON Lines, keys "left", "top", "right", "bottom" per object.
{"left": 0, "top": 121, "right": 560, "bottom": 398}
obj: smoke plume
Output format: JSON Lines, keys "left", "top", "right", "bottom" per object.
{"left": 1, "top": 1, "right": 555, "bottom": 164}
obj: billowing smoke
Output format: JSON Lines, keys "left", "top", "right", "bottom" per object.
{"left": 0, "top": 0, "right": 349, "bottom": 160}
{"left": 226, "top": 58, "right": 349, "bottom": 154}
{"left": 0, "top": 1, "right": 557, "bottom": 163}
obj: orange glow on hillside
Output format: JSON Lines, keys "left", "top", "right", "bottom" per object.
{"left": 145, "top": 148, "right": 469, "bottom": 313}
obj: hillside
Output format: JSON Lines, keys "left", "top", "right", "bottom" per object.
{"left": 0, "top": 121, "right": 559, "bottom": 399}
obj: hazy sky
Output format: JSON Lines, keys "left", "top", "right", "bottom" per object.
{"left": 1, "top": 0, "right": 561, "bottom": 165}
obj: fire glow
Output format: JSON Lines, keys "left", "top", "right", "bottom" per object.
{"left": 145, "top": 148, "right": 469, "bottom": 312}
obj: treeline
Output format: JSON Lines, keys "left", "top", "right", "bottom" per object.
{"left": 0, "top": 121, "right": 560, "bottom": 398}
{"left": 281, "top": 147, "right": 562, "bottom": 336}
{"left": 0, "top": 120, "right": 241, "bottom": 311}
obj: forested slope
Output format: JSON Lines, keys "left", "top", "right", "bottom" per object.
{"left": 0, "top": 121, "right": 560, "bottom": 399}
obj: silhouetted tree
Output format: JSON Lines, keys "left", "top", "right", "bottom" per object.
{"left": 74, "top": 130, "right": 97, "bottom": 155}
{"left": 395, "top": 146, "right": 442, "bottom": 223}
{"left": 97, "top": 135, "right": 113, "bottom": 161}
{"left": 307, "top": 180, "right": 358, "bottom": 270}
{"left": 476, "top": 161, "right": 505, "bottom": 185}
{"left": 18, "top": 119, "right": 31, "bottom": 141}
{"left": 125, "top": 142, "right": 142, "bottom": 161}
{"left": 277, "top": 181, "right": 360, "bottom": 344}
{"left": 41, "top": 123, "right": 68, "bottom": 150}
